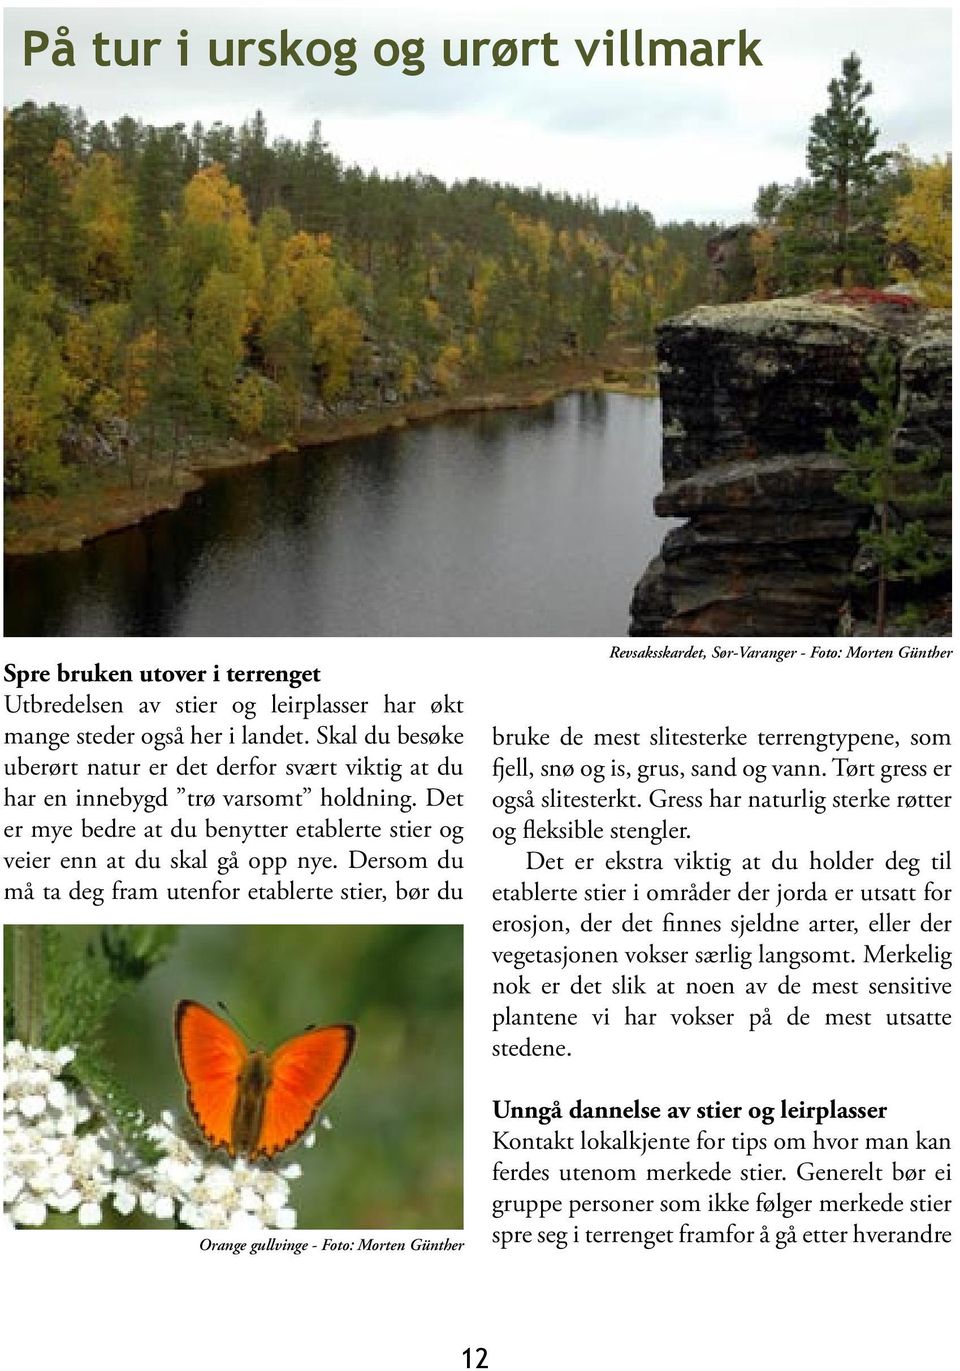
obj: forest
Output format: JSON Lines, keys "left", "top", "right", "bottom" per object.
{"left": 4, "top": 70, "right": 951, "bottom": 521}
{"left": 4, "top": 101, "right": 715, "bottom": 499}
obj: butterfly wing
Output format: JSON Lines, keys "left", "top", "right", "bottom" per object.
{"left": 174, "top": 1000, "right": 249, "bottom": 1155}
{"left": 255, "top": 1024, "right": 355, "bottom": 1160}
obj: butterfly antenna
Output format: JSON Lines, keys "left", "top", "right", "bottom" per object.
{"left": 217, "top": 1000, "right": 256, "bottom": 1043}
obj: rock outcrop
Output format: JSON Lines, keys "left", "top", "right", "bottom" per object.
{"left": 630, "top": 297, "right": 951, "bottom": 636}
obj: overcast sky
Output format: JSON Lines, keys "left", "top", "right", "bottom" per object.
{"left": 3, "top": 3, "right": 953, "bottom": 223}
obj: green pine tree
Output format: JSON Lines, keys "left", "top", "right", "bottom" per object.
{"left": 787, "top": 53, "right": 890, "bottom": 287}
{"left": 830, "top": 344, "right": 950, "bottom": 635}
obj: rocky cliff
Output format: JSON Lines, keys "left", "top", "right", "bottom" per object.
{"left": 629, "top": 297, "right": 951, "bottom": 636}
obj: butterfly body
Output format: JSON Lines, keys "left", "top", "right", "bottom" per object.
{"left": 174, "top": 1000, "right": 354, "bottom": 1161}
{"left": 231, "top": 1049, "right": 271, "bottom": 1159}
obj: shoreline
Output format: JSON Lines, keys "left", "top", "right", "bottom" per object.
{"left": 4, "top": 351, "right": 656, "bottom": 558}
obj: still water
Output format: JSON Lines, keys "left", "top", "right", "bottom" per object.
{"left": 6, "top": 392, "right": 667, "bottom": 637}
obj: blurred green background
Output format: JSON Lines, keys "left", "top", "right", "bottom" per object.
{"left": 6, "top": 923, "right": 462, "bottom": 1229}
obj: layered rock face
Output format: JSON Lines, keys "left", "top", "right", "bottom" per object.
{"left": 629, "top": 299, "right": 951, "bottom": 636}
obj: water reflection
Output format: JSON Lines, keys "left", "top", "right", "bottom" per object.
{"left": 5, "top": 392, "right": 667, "bottom": 637}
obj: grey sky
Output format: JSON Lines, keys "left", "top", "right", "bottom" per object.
{"left": 3, "top": 4, "right": 952, "bottom": 223}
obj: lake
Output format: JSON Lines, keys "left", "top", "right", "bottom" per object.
{"left": 5, "top": 391, "right": 668, "bottom": 637}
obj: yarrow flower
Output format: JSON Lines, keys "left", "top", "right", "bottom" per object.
{"left": 4, "top": 1043, "right": 308, "bottom": 1230}
{"left": 141, "top": 1113, "right": 298, "bottom": 1229}
{"left": 3, "top": 1040, "right": 124, "bottom": 1228}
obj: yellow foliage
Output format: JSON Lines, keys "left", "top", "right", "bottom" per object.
{"left": 510, "top": 213, "right": 553, "bottom": 274}
{"left": 48, "top": 138, "right": 79, "bottom": 191}
{"left": 89, "top": 386, "right": 122, "bottom": 427}
{"left": 277, "top": 232, "right": 342, "bottom": 325}
{"left": 312, "top": 304, "right": 364, "bottom": 402}
{"left": 888, "top": 156, "right": 952, "bottom": 306}
{"left": 63, "top": 304, "right": 128, "bottom": 394}
{"left": 575, "top": 228, "right": 606, "bottom": 264}
{"left": 432, "top": 343, "right": 463, "bottom": 394}
{"left": 71, "top": 153, "right": 134, "bottom": 297}
{"left": 180, "top": 164, "right": 263, "bottom": 309}
{"left": 182, "top": 163, "right": 249, "bottom": 229}
{"left": 230, "top": 374, "right": 268, "bottom": 436}
{"left": 261, "top": 230, "right": 364, "bottom": 403}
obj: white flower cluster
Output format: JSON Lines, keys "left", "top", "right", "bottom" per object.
{"left": 3, "top": 1040, "right": 126, "bottom": 1228}
{"left": 4, "top": 1041, "right": 305, "bottom": 1230}
{"left": 143, "top": 1112, "right": 300, "bottom": 1229}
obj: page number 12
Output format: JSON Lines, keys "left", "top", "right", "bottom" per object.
{"left": 462, "top": 1350, "right": 488, "bottom": 1368}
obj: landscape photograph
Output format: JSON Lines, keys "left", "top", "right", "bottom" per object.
{"left": 3, "top": 6, "right": 952, "bottom": 636}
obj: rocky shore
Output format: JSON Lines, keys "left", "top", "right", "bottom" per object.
{"left": 629, "top": 297, "right": 951, "bottom": 636}
{"left": 5, "top": 348, "right": 654, "bottom": 557}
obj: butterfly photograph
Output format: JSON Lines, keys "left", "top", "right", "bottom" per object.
{"left": 3, "top": 923, "right": 463, "bottom": 1230}
{"left": 174, "top": 999, "right": 356, "bottom": 1161}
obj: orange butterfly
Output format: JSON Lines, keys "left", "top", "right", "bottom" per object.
{"left": 174, "top": 1000, "right": 355, "bottom": 1161}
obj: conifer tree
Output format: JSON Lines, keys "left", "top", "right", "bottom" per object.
{"left": 830, "top": 345, "right": 950, "bottom": 635}
{"left": 791, "top": 52, "right": 890, "bottom": 286}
